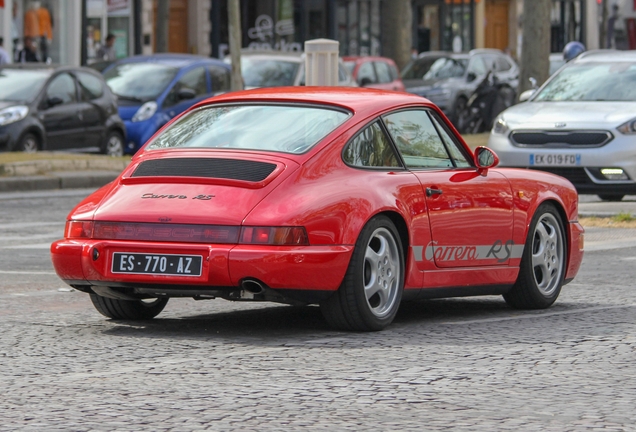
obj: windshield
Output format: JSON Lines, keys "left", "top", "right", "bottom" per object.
{"left": 401, "top": 56, "right": 442, "bottom": 80}
{"left": 147, "top": 104, "right": 350, "bottom": 154}
{"left": 535, "top": 61, "right": 636, "bottom": 101}
{"left": 241, "top": 58, "right": 300, "bottom": 87}
{"left": 0, "top": 69, "right": 50, "bottom": 102}
{"left": 423, "top": 58, "right": 467, "bottom": 79}
{"left": 103, "top": 62, "right": 178, "bottom": 101}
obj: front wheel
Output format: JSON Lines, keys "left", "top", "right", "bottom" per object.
{"left": 90, "top": 294, "right": 168, "bottom": 320}
{"left": 503, "top": 203, "right": 566, "bottom": 309}
{"left": 17, "top": 133, "right": 39, "bottom": 152}
{"left": 320, "top": 216, "right": 404, "bottom": 331}
{"left": 102, "top": 131, "right": 125, "bottom": 157}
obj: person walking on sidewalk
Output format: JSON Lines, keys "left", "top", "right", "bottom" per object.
{"left": 0, "top": 38, "right": 11, "bottom": 65}
{"left": 96, "top": 34, "right": 116, "bottom": 61}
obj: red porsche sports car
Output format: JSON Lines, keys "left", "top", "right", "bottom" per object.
{"left": 51, "top": 87, "right": 584, "bottom": 331}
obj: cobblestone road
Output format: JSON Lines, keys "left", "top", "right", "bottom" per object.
{"left": 0, "top": 190, "right": 635, "bottom": 431}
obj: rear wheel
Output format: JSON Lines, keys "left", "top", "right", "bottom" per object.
{"left": 504, "top": 203, "right": 566, "bottom": 309}
{"left": 320, "top": 215, "right": 404, "bottom": 331}
{"left": 90, "top": 294, "right": 168, "bottom": 320}
{"left": 598, "top": 194, "right": 624, "bottom": 202}
{"left": 102, "top": 130, "right": 124, "bottom": 157}
{"left": 17, "top": 133, "right": 39, "bottom": 152}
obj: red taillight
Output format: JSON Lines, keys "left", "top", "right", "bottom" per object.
{"left": 65, "top": 221, "right": 94, "bottom": 239}
{"left": 240, "top": 227, "right": 309, "bottom": 245}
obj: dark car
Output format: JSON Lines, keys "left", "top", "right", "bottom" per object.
{"left": 343, "top": 56, "right": 405, "bottom": 91}
{"left": 402, "top": 49, "right": 519, "bottom": 125}
{"left": 102, "top": 54, "right": 231, "bottom": 154}
{"left": 0, "top": 64, "right": 126, "bottom": 155}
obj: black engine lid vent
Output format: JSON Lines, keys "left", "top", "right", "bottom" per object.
{"left": 132, "top": 158, "right": 277, "bottom": 182}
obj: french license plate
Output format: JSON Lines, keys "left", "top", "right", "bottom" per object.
{"left": 530, "top": 154, "right": 580, "bottom": 166}
{"left": 112, "top": 252, "right": 203, "bottom": 276}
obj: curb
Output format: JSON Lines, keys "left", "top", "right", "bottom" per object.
{"left": 0, "top": 171, "right": 121, "bottom": 192}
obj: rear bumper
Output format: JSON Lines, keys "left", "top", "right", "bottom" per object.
{"left": 51, "top": 239, "right": 353, "bottom": 293}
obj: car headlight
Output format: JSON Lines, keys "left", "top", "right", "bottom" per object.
{"left": 0, "top": 106, "right": 29, "bottom": 126}
{"left": 492, "top": 116, "right": 509, "bottom": 135}
{"left": 617, "top": 118, "right": 636, "bottom": 134}
{"left": 132, "top": 101, "right": 158, "bottom": 122}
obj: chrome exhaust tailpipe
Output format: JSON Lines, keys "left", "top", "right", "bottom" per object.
{"left": 241, "top": 279, "right": 265, "bottom": 295}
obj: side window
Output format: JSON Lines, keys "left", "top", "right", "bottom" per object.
{"left": 374, "top": 61, "right": 392, "bottom": 84}
{"left": 496, "top": 56, "right": 512, "bottom": 72}
{"left": 164, "top": 67, "right": 207, "bottom": 107}
{"left": 77, "top": 72, "right": 104, "bottom": 100}
{"left": 430, "top": 113, "right": 472, "bottom": 167}
{"left": 467, "top": 56, "right": 487, "bottom": 76}
{"left": 357, "top": 62, "right": 377, "bottom": 85}
{"left": 46, "top": 73, "right": 77, "bottom": 105}
{"left": 343, "top": 121, "right": 401, "bottom": 168}
{"left": 388, "top": 63, "right": 399, "bottom": 81}
{"left": 382, "top": 110, "right": 453, "bottom": 169}
{"left": 209, "top": 66, "right": 230, "bottom": 92}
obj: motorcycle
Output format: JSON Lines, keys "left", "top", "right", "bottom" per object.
{"left": 456, "top": 71, "right": 515, "bottom": 134}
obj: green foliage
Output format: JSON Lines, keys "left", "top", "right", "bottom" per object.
{"left": 612, "top": 212, "right": 636, "bottom": 223}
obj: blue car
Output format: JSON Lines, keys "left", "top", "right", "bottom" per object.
{"left": 102, "top": 54, "right": 231, "bottom": 154}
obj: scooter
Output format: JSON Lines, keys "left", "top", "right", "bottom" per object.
{"left": 457, "top": 71, "right": 515, "bottom": 134}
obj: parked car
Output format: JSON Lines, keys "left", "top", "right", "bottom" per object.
{"left": 343, "top": 56, "right": 405, "bottom": 91}
{"left": 51, "top": 87, "right": 583, "bottom": 332}
{"left": 488, "top": 50, "right": 636, "bottom": 201}
{"left": 102, "top": 54, "right": 231, "bottom": 154}
{"left": 402, "top": 49, "right": 518, "bottom": 125}
{"left": 0, "top": 64, "right": 125, "bottom": 155}
{"left": 230, "top": 50, "right": 357, "bottom": 88}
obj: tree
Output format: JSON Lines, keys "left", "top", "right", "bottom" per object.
{"left": 381, "top": 0, "right": 412, "bottom": 71}
{"left": 228, "top": 0, "right": 243, "bottom": 91}
{"left": 518, "top": 0, "right": 551, "bottom": 96}
{"left": 155, "top": 0, "right": 169, "bottom": 53}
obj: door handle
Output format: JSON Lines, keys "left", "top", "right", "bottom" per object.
{"left": 426, "top": 187, "right": 443, "bottom": 197}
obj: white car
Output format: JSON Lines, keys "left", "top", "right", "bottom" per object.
{"left": 488, "top": 50, "right": 636, "bottom": 201}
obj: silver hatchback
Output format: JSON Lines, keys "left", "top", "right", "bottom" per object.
{"left": 488, "top": 50, "right": 636, "bottom": 201}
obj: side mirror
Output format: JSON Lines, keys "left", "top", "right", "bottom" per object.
{"left": 519, "top": 89, "right": 536, "bottom": 102}
{"left": 47, "top": 96, "right": 64, "bottom": 108}
{"left": 177, "top": 88, "right": 196, "bottom": 100}
{"left": 467, "top": 72, "right": 477, "bottom": 82}
{"left": 359, "top": 77, "right": 373, "bottom": 87}
{"left": 474, "top": 146, "right": 499, "bottom": 175}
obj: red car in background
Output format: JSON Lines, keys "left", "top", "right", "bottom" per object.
{"left": 51, "top": 87, "right": 583, "bottom": 331}
{"left": 343, "top": 56, "right": 405, "bottom": 91}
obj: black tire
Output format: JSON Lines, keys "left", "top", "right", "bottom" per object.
{"left": 504, "top": 203, "right": 567, "bottom": 309}
{"left": 598, "top": 194, "right": 624, "bottom": 202}
{"left": 90, "top": 294, "right": 168, "bottom": 320}
{"left": 320, "top": 215, "right": 405, "bottom": 331}
{"left": 102, "top": 130, "right": 125, "bottom": 157}
{"left": 17, "top": 132, "right": 39, "bottom": 152}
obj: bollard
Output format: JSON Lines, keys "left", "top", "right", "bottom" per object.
{"left": 304, "top": 38, "right": 339, "bottom": 86}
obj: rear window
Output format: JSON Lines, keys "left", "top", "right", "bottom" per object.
{"left": 147, "top": 104, "right": 351, "bottom": 154}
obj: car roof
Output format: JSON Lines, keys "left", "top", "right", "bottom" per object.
{"left": 575, "top": 49, "right": 636, "bottom": 62}
{"left": 198, "top": 86, "right": 432, "bottom": 115}
{"left": 342, "top": 56, "right": 397, "bottom": 63}
{"left": 0, "top": 64, "right": 102, "bottom": 76}
{"left": 232, "top": 50, "right": 303, "bottom": 63}
{"left": 115, "top": 53, "right": 228, "bottom": 68}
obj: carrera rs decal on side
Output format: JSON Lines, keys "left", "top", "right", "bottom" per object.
{"left": 412, "top": 240, "right": 524, "bottom": 263}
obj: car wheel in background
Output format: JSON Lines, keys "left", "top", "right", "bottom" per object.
{"left": 90, "top": 294, "right": 169, "bottom": 320}
{"left": 598, "top": 194, "right": 625, "bottom": 202}
{"left": 17, "top": 133, "right": 39, "bottom": 153}
{"left": 504, "top": 203, "right": 566, "bottom": 309}
{"left": 102, "top": 131, "right": 125, "bottom": 157}
{"left": 320, "top": 215, "right": 404, "bottom": 331}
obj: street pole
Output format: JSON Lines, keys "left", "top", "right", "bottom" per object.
{"left": 519, "top": 0, "right": 551, "bottom": 96}
{"left": 156, "top": 0, "right": 169, "bottom": 53}
{"left": 228, "top": 0, "right": 243, "bottom": 91}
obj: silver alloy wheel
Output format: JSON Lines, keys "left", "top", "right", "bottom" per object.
{"left": 105, "top": 134, "right": 124, "bottom": 157}
{"left": 21, "top": 136, "right": 38, "bottom": 152}
{"left": 363, "top": 227, "right": 401, "bottom": 318}
{"left": 531, "top": 213, "right": 564, "bottom": 296}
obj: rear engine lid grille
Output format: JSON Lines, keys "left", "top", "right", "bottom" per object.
{"left": 511, "top": 131, "right": 612, "bottom": 147}
{"left": 132, "top": 158, "right": 277, "bottom": 182}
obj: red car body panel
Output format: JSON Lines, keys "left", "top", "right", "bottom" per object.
{"left": 51, "top": 87, "right": 583, "bottom": 304}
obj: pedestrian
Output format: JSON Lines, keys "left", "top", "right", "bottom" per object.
{"left": 0, "top": 38, "right": 12, "bottom": 66}
{"left": 96, "top": 33, "right": 117, "bottom": 61}
{"left": 17, "top": 36, "right": 39, "bottom": 63}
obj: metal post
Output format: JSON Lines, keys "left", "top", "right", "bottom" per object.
{"left": 210, "top": 0, "right": 221, "bottom": 58}
{"left": 81, "top": 0, "right": 87, "bottom": 65}
{"left": 134, "top": 0, "right": 142, "bottom": 55}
